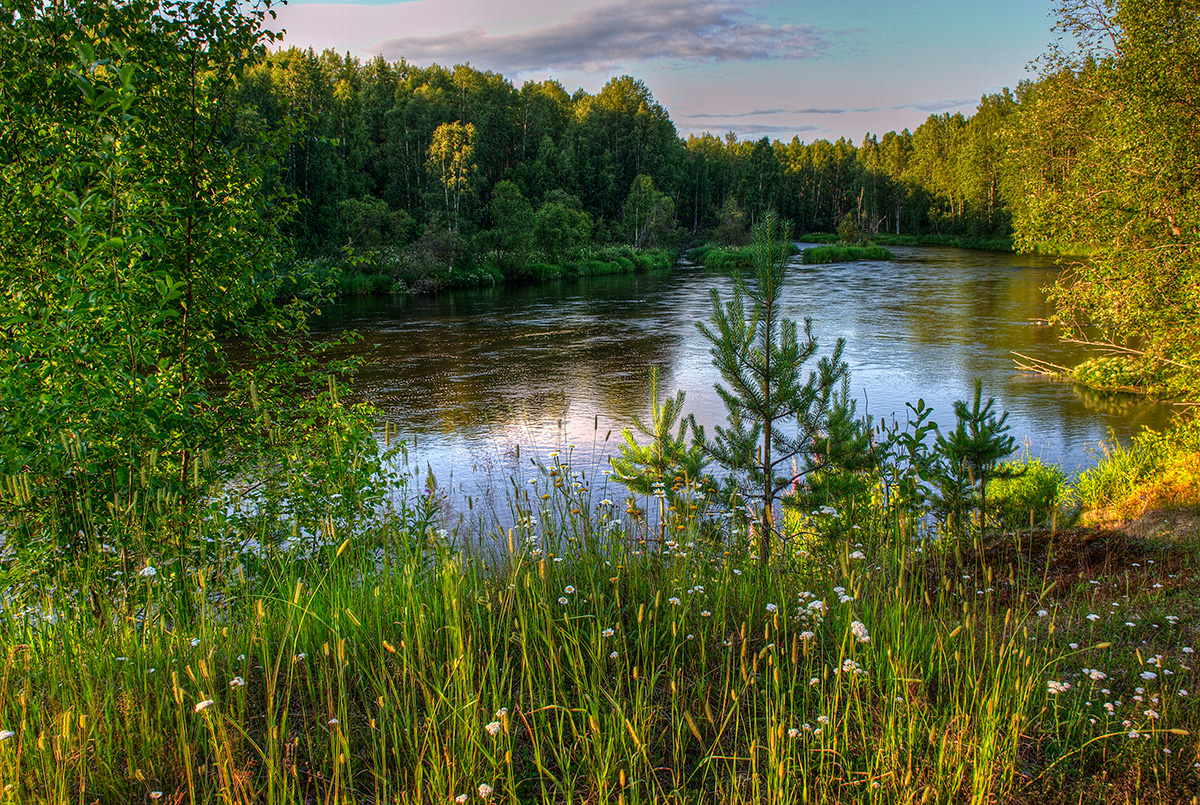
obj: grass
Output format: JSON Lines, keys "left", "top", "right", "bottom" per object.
{"left": 689, "top": 244, "right": 801, "bottom": 269}
{"left": 801, "top": 245, "right": 894, "bottom": 264}
{"left": 3, "top": 440, "right": 1200, "bottom": 803}
{"left": 1077, "top": 418, "right": 1200, "bottom": 521}
{"left": 797, "top": 233, "right": 1016, "bottom": 252}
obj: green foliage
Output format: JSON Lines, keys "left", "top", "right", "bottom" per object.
{"left": 623, "top": 174, "right": 677, "bottom": 248}
{"left": 801, "top": 245, "right": 894, "bottom": 264}
{"left": 691, "top": 242, "right": 800, "bottom": 269}
{"left": 337, "top": 195, "right": 413, "bottom": 249}
{"left": 610, "top": 369, "right": 712, "bottom": 505}
{"left": 787, "top": 380, "right": 878, "bottom": 539}
{"left": 0, "top": 0, "right": 384, "bottom": 571}
{"left": 534, "top": 196, "right": 592, "bottom": 262}
{"left": 837, "top": 212, "right": 863, "bottom": 245}
{"left": 712, "top": 196, "right": 749, "bottom": 245}
{"left": 987, "top": 455, "right": 1076, "bottom": 530}
{"left": 1072, "top": 355, "right": 1163, "bottom": 394}
{"left": 1075, "top": 418, "right": 1200, "bottom": 516}
{"left": 1008, "top": 1, "right": 1200, "bottom": 398}
{"left": 877, "top": 398, "right": 942, "bottom": 527}
{"left": 692, "top": 212, "right": 849, "bottom": 563}
{"left": 933, "top": 379, "right": 1018, "bottom": 535}
{"left": 486, "top": 179, "right": 535, "bottom": 271}
{"left": 427, "top": 120, "right": 477, "bottom": 234}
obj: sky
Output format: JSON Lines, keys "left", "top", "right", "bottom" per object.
{"left": 267, "top": 0, "right": 1058, "bottom": 144}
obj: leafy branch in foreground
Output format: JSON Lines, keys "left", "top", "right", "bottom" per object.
{"left": 0, "top": 0, "right": 371, "bottom": 571}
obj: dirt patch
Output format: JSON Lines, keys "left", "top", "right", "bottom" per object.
{"left": 919, "top": 520, "right": 1200, "bottom": 605}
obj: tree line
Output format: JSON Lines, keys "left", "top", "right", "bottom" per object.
{"left": 238, "top": 49, "right": 1022, "bottom": 272}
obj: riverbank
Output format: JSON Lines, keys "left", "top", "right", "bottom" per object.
{"left": 801, "top": 244, "right": 894, "bottom": 264}
{"left": 280, "top": 246, "right": 678, "bottom": 298}
{"left": 799, "top": 231, "right": 1016, "bottom": 252}
{"left": 3, "top": 423, "right": 1199, "bottom": 804}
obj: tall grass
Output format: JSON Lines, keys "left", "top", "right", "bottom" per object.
{"left": 1, "top": 448, "right": 1196, "bottom": 803}
{"left": 1076, "top": 418, "right": 1200, "bottom": 518}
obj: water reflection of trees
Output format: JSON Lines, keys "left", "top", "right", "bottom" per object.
{"left": 316, "top": 278, "right": 689, "bottom": 439}
{"left": 310, "top": 250, "right": 1176, "bottom": 471}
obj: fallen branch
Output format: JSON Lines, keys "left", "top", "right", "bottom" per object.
{"left": 1012, "top": 352, "right": 1071, "bottom": 378}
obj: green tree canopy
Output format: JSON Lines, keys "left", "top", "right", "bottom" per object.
{"left": 1008, "top": 0, "right": 1200, "bottom": 396}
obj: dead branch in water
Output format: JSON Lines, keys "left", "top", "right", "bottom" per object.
{"left": 1012, "top": 351, "right": 1071, "bottom": 378}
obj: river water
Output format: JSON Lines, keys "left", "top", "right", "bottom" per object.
{"left": 314, "top": 245, "right": 1174, "bottom": 512}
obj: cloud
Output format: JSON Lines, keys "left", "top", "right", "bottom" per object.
{"left": 372, "top": 0, "right": 839, "bottom": 73}
{"left": 686, "top": 97, "right": 979, "bottom": 119}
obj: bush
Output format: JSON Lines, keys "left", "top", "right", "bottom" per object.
{"left": 691, "top": 243, "right": 800, "bottom": 269}
{"left": 1075, "top": 419, "right": 1200, "bottom": 518}
{"left": 800, "top": 245, "right": 894, "bottom": 264}
{"left": 1072, "top": 356, "right": 1162, "bottom": 394}
{"left": 987, "top": 456, "right": 1076, "bottom": 530}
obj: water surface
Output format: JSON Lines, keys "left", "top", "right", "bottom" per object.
{"left": 315, "top": 245, "right": 1174, "bottom": 509}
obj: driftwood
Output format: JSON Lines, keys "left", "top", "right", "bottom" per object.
{"left": 1011, "top": 351, "right": 1071, "bottom": 379}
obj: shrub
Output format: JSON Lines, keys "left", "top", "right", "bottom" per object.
{"left": 1075, "top": 419, "right": 1200, "bottom": 518}
{"left": 800, "top": 245, "right": 894, "bottom": 264}
{"left": 987, "top": 456, "right": 1076, "bottom": 530}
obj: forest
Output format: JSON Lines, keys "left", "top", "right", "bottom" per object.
{"left": 234, "top": 19, "right": 1199, "bottom": 399}
{"left": 245, "top": 49, "right": 1018, "bottom": 274}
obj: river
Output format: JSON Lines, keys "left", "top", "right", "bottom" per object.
{"left": 313, "top": 244, "right": 1174, "bottom": 515}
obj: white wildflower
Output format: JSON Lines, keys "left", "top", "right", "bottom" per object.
{"left": 194, "top": 699, "right": 215, "bottom": 713}
{"left": 485, "top": 721, "right": 501, "bottom": 736}
{"left": 850, "top": 620, "right": 870, "bottom": 643}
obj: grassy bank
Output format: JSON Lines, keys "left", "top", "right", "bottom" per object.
{"left": 799, "top": 232, "right": 1016, "bottom": 252}
{"left": 688, "top": 243, "right": 801, "bottom": 269}
{"left": 2, "top": 439, "right": 1199, "bottom": 803}
{"left": 280, "top": 246, "right": 676, "bottom": 298}
{"left": 801, "top": 244, "right": 894, "bottom": 264}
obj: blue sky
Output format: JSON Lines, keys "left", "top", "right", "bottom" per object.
{"left": 269, "top": 0, "right": 1057, "bottom": 144}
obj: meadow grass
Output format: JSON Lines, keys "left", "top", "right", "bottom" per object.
{"left": 1, "top": 449, "right": 1198, "bottom": 804}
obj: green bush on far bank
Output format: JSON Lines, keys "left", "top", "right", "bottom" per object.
{"left": 689, "top": 242, "right": 800, "bottom": 269}
{"left": 801, "top": 244, "right": 894, "bottom": 264}
{"left": 278, "top": 245, "right": 675, "bottom": 298}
